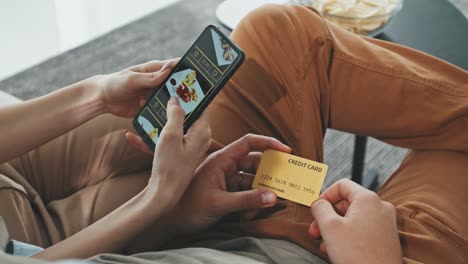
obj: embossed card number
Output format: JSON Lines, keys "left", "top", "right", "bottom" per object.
{"left": 252, "top": 150, "right": 328, "bottom": 207}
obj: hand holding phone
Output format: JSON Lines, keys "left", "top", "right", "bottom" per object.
{"left": 133, "top": 25, "right": 245, "bottom": 151}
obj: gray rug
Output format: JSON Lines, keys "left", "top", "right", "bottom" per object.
{"left": 1, "top": 0, "right": 466, "bottom": 189}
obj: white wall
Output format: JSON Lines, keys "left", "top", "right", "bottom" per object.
{"left": 54, "top": 0, "right": 181, "bottom": 51}
{"left": 0, "top": 1, "right": 60, "bottom": 80}
{"left": 0, "top": 0, "right": 181, "bottom": 81}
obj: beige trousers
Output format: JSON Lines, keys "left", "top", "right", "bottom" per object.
{"left": 0, "top": 4, "right": 467, "bottom": 263}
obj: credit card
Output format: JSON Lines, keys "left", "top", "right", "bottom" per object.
{"left": 252, "top": 150, "right": 328, "bottom": 207}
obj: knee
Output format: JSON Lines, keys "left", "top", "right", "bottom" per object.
{"left": 241, "top": 3, "right": 290, "bottom": 24}
{"left": 236, "top": 4, "right": 330, "bottom": 44}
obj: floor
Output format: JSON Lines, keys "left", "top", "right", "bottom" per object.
{"left": 0, "top": 0, "right": 181, "bottom": 81}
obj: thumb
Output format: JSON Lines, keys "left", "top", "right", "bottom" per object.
{"left": 222, "top": 190, "right": 277, "bottom": 213}
{"left": 310, "top": 199, "right": 341, "bottom": 230}
{"left": 130, "top": 66, "right": 172, "bottom": 91}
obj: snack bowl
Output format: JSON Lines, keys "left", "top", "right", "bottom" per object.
{"left": 308, "top": 0, "right": 403, "bottom": 37}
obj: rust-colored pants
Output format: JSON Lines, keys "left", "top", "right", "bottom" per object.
{"left": 1, "top": 4, "right": 467, "bottom": 263}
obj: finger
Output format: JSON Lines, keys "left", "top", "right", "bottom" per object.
{"left": 226, "top": 171, "right": 254, "bottom": 192}
{"left": 128, "top": 60, "right": 165, "bottom": 72}
{"left": 140, "top": 88, "right": 157, "bottom": 103}
{"left": 310, "top": 199, "right": 341, "bottom": 230}
{"left": 129, "top": 69, "right": 171, "bottom": 93}
{"left": 125, "top": 131, "right": 153, "bottom": 156}
{"left": 320, "top": 242, "right": 327, "bottom": 255}
{"left": 138, "top": 88, "right": 160, "bottom": 109}
{"left": 184, "top": 111, "right": 211, "bottom": 150}
{"left": 333, "top": 200, "right": 350, "bottom": 216}
{"left": 139, "top": 96, "right": 147, "bottom": 108}
{"left": 222, "top": 189, "right": 277, "bottom": 213}
{"left": 319, "top": 178, "right": 369, "bottom": 205}
{"left": 137, "top": 89, "right": 159, "bottom": 109}
{"left": 238, "top": 152, "right": 262, "bottom": 174}
{"left": 241, "top": 209, "right": 261, "bottom": 221}
{"left": 308, "top": 220, "right": 321, "bottom": 239}
{"left": 239, "top": 171, "right": 255, "bottom": 191}
{"left": 224, "top": 152, "right": 260, "bottom": 191}
{"left": 159, "top": 97, "right": 185, "bottom": 141}
{"left": 129, "top": 58, "right": 179, "bottom": 73}
{"left": 186, "top": 111, "right": 210, "bottom": 136}
{"left": 219, "top": 134, "right": 291, "bottom": 162}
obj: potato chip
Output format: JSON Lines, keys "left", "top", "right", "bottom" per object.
{"left": 315, "top": 0, "right": 335, "bottom": 3}
{"left": 361, "top": 0, "right": 388, "bottom": 7}
{"left": 352, "top": 2, "right": 381, "bottom": 17}
{"left": 310, "top": 0, "right": 400, "bottom": 36}
{"left": 385, "top": 3, "right": 397, "bottom": 13}
{"left": 335, "top": 0, "right": 357, "bottom": 7}
{"left": 324, "top": 3, "right": 350, "bottom": 15}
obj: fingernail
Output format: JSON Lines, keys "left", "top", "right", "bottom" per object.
{"left": 160, "top": 62, "right": 171, "bottom": 72}
{"left": 261, "top": 192, "right": 276, "bottom": 205}
{"left": 169, "top": 96, "right": 179, "bottom": 105}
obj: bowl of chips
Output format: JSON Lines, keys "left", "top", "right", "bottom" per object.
{"left": 308, "top": 0, "right": 403, "bottom": 37}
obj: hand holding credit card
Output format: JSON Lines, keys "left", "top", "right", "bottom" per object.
{"left": 252, "top": 150, "right": 328, "bottom": 207}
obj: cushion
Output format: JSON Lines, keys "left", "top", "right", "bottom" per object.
{"left": 0, "top": 91, "right": 21, "bottom": 106}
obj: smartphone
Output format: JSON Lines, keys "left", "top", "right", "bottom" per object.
{"left": 133, "top": 25, "right": 245, "bottom": 151}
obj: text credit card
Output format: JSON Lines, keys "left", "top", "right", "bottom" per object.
{"left": 252, "top": 150, "right": 328, "bottom": 207}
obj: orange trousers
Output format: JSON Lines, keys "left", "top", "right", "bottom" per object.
{"left": 0, "top": 4, "right": 467, "bottom": 263}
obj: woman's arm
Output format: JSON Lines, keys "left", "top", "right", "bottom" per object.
{"left": 34, "top": 94, "right": 211, "bottom": 260}
{"left": 34, "top": 182, "right": 167, "bottom": 260}
{"left": 0, "top": 59, "right": 207, "bottom": 260}
{"left": 0, "top": 80, "right": 104, "bottom": 163}
{"left": 0, "top": 60, "right": 175, "bottom": 164}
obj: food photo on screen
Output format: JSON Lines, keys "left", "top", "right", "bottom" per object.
{"left": 165, "top": 68, "right": 206, "bottom": 114}
{"left": 211, "top": 29, "right": 238, "bottom": 66}
{"left": 137, "top": 115, "right": 159, "bottom": 144}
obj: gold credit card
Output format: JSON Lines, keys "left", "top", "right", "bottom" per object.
{"left": 252, "top": 150, "right": 328, "bottom": 207}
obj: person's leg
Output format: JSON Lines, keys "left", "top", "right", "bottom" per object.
{"left": 204, "top": 3, "right": 467, "bottom": 260}
{"left": 379, "top": 151, "right": 468, "bottom": 263}
{"left": 204, "top": 4, "right": 334, "bottom": 258}
{"left": 1, "top": 114, "right": 152, "bottom": 247}
{"left": 10, "top": 115, "right": 151, "bottom": 204}
{"left": 0, "top": 165, "right": 50, "bottom": 248}
{"left": 209, "top": 5, "right": 468, "bottom": 154}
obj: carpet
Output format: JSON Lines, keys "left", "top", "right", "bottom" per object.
{"left": 1, "top": 0, "right": 466, "bottom": 189}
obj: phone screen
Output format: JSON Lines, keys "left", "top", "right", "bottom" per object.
{"left": 134, "top": 25, "right": 244, "bottom": 149}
